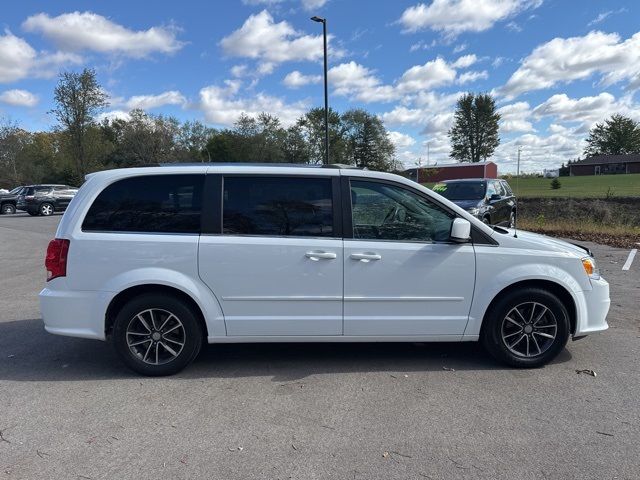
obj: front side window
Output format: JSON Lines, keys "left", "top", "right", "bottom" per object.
{"left": 223, "top": 176, "right": 334, "bottom": 237}
{"left": 83, "top": 175, "right": 204, "bottom": 233}
{"left": 350, "top": 180, "right": 453, "bottom": 242}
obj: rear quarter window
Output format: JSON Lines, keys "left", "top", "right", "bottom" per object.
{"left": 82, "top": 174, "right": 204, "bottom": 233}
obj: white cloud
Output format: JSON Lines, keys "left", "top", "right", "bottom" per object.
{"left": 453, "top": 43, "right": 467, "bottom": 53}
{"left": 301, "top": 0, "right": 328, "bottom": 11}
{"left": 388, "top": 131, "right": 416, "bottom": 149}
{"left": 0, "top": 32, "right": 35, "bottom": 83}
{"left": 0, "top": 31, "right": 82, "bottom": 83}
{"left": 22, "top": 11, "right": 184, "bottom": 58}
{"left": 452, "top": 54, "right": 477, "bottom": 68}
{"left": 125, "top": 91, "right": 186, "bottom": 110}
{"left": 532, "top": 92, "right": 640, "bottom": 126}
{"left": 283, "top": 70, "right": 321, "bottom": 88}
{"left": 457, "top": 70, "right": 488, "bottom": 84}
{"left": 498, "top": 101, "right": 534, "bottom": 132}
{"left": 397, "top": 58, "right": 457, "bottom": 93}
{"left": 399, "top": 0, "right": 541, "bottom": 36}
{"left": 231, "top": 65, "right": 248, "bottom": 77}
{"left": 588, "top": 9, "right": 626, "bottom": 27}
{"left": 501, "top": 31, "right": 640, "bottom": 98}
{"left": 199, "top": 80, "right": 308, "bottom": 126}
{"left": 97, "top": 110, "right": 131, "bottom": 122}
{"left": 0, "top": 89, "right": 39, "bottom": 107}
{"left": 220, "top": 10, "right": 341, "bottom": 73}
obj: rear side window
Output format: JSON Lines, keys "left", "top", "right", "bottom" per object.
{"left": 223, "top": 176, "right": 334, "bottom": 237}
{"left": 83, "top": 175, "right": 204, "bottom": 233}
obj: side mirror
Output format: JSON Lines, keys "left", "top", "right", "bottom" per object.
{"left": 450, "top": 218, "right": 471, "bottom": 243}
{"left": 489, "top": 193, "right": 501, "bottom": 201}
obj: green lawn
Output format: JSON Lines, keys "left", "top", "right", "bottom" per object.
{"left": 424, "top": 174, "right": 640, "bottom": 198}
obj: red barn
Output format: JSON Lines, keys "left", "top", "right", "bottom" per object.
{"left": 404, "top": 161, "right": 498, "bottom": 183}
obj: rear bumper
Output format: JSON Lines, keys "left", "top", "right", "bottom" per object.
{"left": 39, "top": 284, "right": 111, "bottom": 340}
{"left": 574, "top": 277, "right": 610, "bottom": 336}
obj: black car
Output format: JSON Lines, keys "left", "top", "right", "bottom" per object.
{"left": 432, "top": 178, "right": 516, "bottom": 227}
{"left": 0, "top": 186, "right": 25, "bottom": 215}
{"left": 16, "top": 184, "right": 78, "bottom": 216}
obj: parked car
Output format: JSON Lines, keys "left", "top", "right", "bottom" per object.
{"left": 0, "top": 186, "right": 24, "bottom": 214}
{"left": 17, "top": 184, "right": 78, "bottom": 216}
{"left": 432, "top": 178, "right": 516, "bottom": 227}
{"left": 40, "top": 165, "right": 609, "bottom": 376}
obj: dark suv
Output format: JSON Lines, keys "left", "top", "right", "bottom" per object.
{"left": 0, "top": 186, "right": 24, "bottom": 214}
{"left": 432, "top": 178, "right": 516, "bottom": 227}
{"left": 17, "top": 185, "right": 78, "bottom": 216}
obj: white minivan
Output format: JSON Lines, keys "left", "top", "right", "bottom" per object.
{"left": 40, "top": 165, "right": 610, "bottom": 375}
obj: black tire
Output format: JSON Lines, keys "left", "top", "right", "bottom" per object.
{"left": 39, "top": 203, "right": 54, "bottom": 216}
{"left": 112, "top": 293, "right": 203, "bottom": 376}
{"left": 1, "top": 203, "right": 16, "bottom": 215}
{"left": 481, "top": 288, "right": 570, "bottom": 368}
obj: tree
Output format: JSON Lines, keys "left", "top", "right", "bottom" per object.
{"left": 448, "top": 93, "right": 500, "bottom": 163}
{"left": 550, "top": 178, "right": 561, "bottom": 190}
{"left": 583, "top": 114, "right": 640, "bottom": 157}
{"left": 297, "top": 107, "right": 346, "bottom": 164}
{"left": 341, "top": 109, "right": 397, "bottom": 171}
{"left": 51, "top": 68, "right": 109, "bottom": 177}
{"left": 0, "top": 118, "right": 29, "bottom": 186}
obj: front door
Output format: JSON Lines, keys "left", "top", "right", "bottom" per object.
{"left": 198, "top": 174, "right": 343, "bottom": 336}
{"left": 343, "top": 178, "right": 476, "bottom": 337}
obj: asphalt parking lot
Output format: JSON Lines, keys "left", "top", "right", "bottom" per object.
{"left": 1, "top": 213, "right": 639, "bottom": 480}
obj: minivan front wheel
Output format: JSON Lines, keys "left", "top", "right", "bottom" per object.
{"left": 112, "top": 293, "right": 203, "bottom": 376}
{"left": 481, "top": 288, "right": 570, "bottom": 368}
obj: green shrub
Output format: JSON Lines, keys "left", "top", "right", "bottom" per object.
{"left": 550, "top": 178, "right": 561, "bottom": 189}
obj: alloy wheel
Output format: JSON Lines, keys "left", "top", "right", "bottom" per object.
{"left": 41, "top": 204, "right": 53, "bottom": 216}
{"left": 501, "top": 302, "right": 558, "bottom": 358}
{"left": 126, "top": 308, "right": 186, "bottom": 365}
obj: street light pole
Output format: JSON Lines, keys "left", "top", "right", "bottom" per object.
{"left": 311, "top": 15, "right": 329, "bottom": 165}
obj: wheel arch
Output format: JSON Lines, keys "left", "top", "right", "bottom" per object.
{"left": 105, "top": 284, "right": 209, "bottom": 339}
{"left": 479, "top": 279, "right": 577, "bottom": 337}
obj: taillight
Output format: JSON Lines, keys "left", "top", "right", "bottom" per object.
{"left": 45, "top": 239, "right": 70, "bottom": 281}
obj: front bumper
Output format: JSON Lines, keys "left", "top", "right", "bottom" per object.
{"left": 574, "top": 277, "right": 610, "bottom": 336}
{"left": 39, "top": 283, "right": 111, "bottom": 340}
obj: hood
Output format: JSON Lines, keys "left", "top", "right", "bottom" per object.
{"left": 451, "top": 199, "right": 483, "bottom": 210}
{"left": 496, "top": 228, "right": 591, "bottom": 257}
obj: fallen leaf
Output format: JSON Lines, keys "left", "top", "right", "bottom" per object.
{"left": 575, "top": 369, "right": 597, "bottom": 377}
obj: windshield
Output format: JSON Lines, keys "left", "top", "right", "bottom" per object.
{"left": 433, "top": 182, "right": 486, "bottom": 200}
{"left": 8, "top": 187, "right": 23, "bottom": 194}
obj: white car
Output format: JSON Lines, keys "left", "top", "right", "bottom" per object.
{"left": 40, "top": 165, "right": 610, "bottom": 375}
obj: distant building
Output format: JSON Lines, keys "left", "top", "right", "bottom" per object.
{"left": 569, "top": 154, "right": 640, "bottom": 176}
{"left": 404, "top": 161, "right": 498, "bottom": 183}
{"left": 543, "top": 168, "right": 559, "bottom": 178}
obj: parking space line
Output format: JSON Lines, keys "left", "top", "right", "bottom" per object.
{"left": 622, "top": 249, "right": 637, "bottom": 271}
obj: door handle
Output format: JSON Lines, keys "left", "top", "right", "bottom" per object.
{"left": 305, "top": 251, "right": 337, "bottom": 261}
{"left": 350, "top": 252, "right": 382, "bottom": 262}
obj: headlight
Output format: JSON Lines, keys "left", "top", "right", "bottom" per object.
{"left": 582, "top": 257, "right": 600, "bottom": 280}
{"left": 468, "top": 208, "right": 480, "bottom": 216}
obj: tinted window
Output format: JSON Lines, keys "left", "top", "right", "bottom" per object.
{"left": 486, "top": 182, "right": 497, "bottom": 197}
{"left": 351, "top": 180, "right": 453, "bottom": 242}
{"left": 223, "top": 176, "right": 333, "bottom": 237}
{"left": 435, "top": 182, "right": 486, "bottom": 200}
{"left": 492, "top": 181, "right": 505, "bottom": 197}
{"left": 83, "top": 175, "right": 203, "bottom": 233}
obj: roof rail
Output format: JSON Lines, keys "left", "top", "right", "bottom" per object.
{"left": 157, "top": 162, "right": 365, "bottom": 169}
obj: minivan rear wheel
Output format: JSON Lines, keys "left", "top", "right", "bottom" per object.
{"left": 481, "top": 287, "right": 570, "bottom": 368}
{"left": 112, "top": 293, "right": 203, "bottom": 376}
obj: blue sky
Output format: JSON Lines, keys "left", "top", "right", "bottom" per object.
{"left": 1, "top": 0, "right": 639, "bottom": 172}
